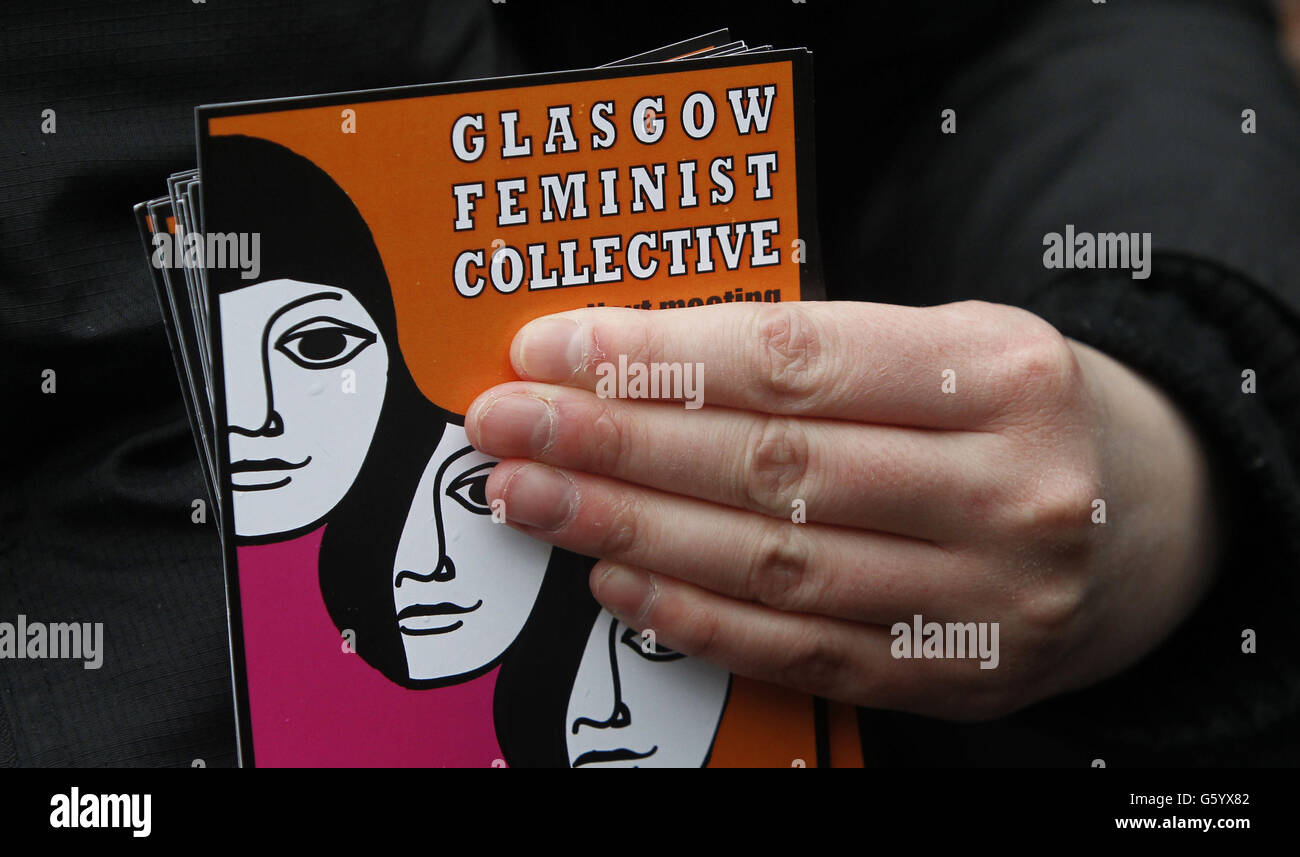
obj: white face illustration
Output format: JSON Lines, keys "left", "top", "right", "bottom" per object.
{"left": 392, "top": 424, "right": 551, "bottom": 682}
{"left": 220, "top": 279, "right": 389, "bottom": 539}
{"left": 566, "top": 609, "right": 730, "bottom": 768}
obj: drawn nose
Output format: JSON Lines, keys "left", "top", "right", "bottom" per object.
{"left": 227, "top": 343, "right": 283, "bottom": 438}
{"left": 600, "top": 702, "right": 631, "bottom": 730}
{"left": 394, "top": 554, "right": 455, "bottom": 587}
{"left": 571, "top": 701, "right": 631, "bottom": 735}
{"left": 230, "top": 407, "right": 284, "bottom": 438}
{"left": 432, "top": 553, "right": 455, "bottom": 582}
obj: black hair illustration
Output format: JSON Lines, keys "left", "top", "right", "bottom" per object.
{"left": 493, "top": 551, "right": 602, "bottom": 766}
{"left": 203, "top": 135, "right": 396, "bottom": 308}
{"left": 204, "top": 135, "right": 456, "bottom": 677}
{"left": 204, "top": 134, "right": 434, "bottom": 546}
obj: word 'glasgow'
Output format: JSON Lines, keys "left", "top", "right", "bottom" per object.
{"left": 450, "top": 85, "right": 779, "bottom": 161}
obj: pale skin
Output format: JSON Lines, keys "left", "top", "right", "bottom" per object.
{"left": 465, "top": 300, "right": 1220, "bottom": 720}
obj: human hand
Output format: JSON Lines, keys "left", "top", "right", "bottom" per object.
{"left": 466, "top": 300, "right": 1219, "bottom": 719}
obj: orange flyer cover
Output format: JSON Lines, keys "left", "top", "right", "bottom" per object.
{"left": 191, "top": 47, "right": 860, "bottom": 767}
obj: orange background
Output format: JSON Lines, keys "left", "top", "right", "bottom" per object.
{"left": 209, "top": 59, "right": 802, "bottom": 415}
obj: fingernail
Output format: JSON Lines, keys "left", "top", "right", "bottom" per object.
{"left": 514, "top": 316, "right": 584, "bottom": 381}
{"left": 502, "top": 463, "right": 575, "bottom": 530}
{"left": 472, "top": 393, "right": 555, "bottom": 458}
{"left": 594, "top": 565, "right": 655, "bottom": 622}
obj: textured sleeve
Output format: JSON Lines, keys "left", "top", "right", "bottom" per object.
{"left": 841, "top": 0, "right": 1300, "bottom": 761}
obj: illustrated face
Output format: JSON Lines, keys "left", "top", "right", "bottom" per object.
{"left": 392, "top": 424, "right": 551, "bottom": 682}
{"left": 566, "top": 610, "right": 730, "bottom": 768}
{"left": 220, "top": 279, "right": 388, "bottom": 539}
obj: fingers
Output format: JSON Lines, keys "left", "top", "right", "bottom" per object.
{"left": 485, "top": 459, "right": 980, "bottom": 625}
{"left": 587, "top": 558, "right": 971, "bottom": 711}
{"left": 468, "top": 381, "right": 1004, "bottom": 541}
{"left": 506, "top": 300, "right": 1052, "bottom": 429}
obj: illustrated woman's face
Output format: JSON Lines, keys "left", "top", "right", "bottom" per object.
{"left": 220, "top": 278, "right": 389, "bottom": 539}
{"left": 392, "top": 424, "right": 551, "bottom": 683}
{"left": 566, "top": 610, "right": 730, "bottom": 768}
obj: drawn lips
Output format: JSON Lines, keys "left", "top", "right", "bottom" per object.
{"left": 230, "top": 456, "right": 311, "bottom": 491}
{"left": 571, "top": 746, "right": 659, "bottom": 767}
{"left": 230, "top": 457, "right": 311, "bottom": 473}
{"left": 397, "top": 600, "right": 482, "bottom": 636}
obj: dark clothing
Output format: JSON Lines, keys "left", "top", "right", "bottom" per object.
{"left": 1, "top": 0, "right": 1297, "bottom": 766}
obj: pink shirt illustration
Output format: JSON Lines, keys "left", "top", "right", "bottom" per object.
{"left": 237, "top": 529, "right": 505, "bottom": 767}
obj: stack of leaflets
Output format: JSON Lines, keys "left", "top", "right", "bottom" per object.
{"left": 133, "top": 29, "right": 855, "bottom": 767}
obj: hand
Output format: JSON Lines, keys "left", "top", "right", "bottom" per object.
{"left": 465, "top": 300, "right": 1219, "bottom": 719}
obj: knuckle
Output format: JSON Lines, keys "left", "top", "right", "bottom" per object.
{"left": 594, "top": 313, "right": 662, "bottom": 375}
{"left": 987, "top": 312, "right": 1082, "bottom": 416}
{"left": 627, "top": 316, "right": 664, "bottom": 368}
{"left": 776, "top": 630, "right": 850, "bottom": 697}
{"left": 745, "top": 523, "right": 813, "bottom": 609}
{"left": 1008, "top": 464, "right": 1101, "bottom": 544}
{"left": 1018, "top": 578, "right": 1087, "bottom": 640}
{"left": 588, "top": 399, "right": 631, "bottom": 476}
{"left": 751, "top": 304, "right": 829, "bottom": 410}
{"left": 681, "top": 601, "right": 724, "bottom": 662}
{"left": 742, "top": 415, "right": 812, "bottom": 515}
{"left": 598, "top": 492, "right": 644, "bottom": 559}
{"left": 630, "top": 571, "right": 662, "bottom": 629}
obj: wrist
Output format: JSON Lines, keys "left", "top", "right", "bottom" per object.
{"left": 1062, "top": 338, "right": 1221, "bottom": 690}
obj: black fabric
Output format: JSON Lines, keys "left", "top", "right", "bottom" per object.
{"left": 2, "top": 0, "right": 1298, "bottom": 766}
{"left": 0, "top": 0, "right": 520, "bottom": 768}
{"left": 840, "top": 0, "right": 1300, "bottom": 765}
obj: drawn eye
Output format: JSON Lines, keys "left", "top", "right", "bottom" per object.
{"left": 445, "top": 462, "right": 496, "bottom": 515}
{"left": 620, "top": 625, "right": 685, "bottom": 662}
{"left": 275, "top": 316, "right": 377, "bottom": 369}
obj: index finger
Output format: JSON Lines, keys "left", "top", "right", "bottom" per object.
{"left": 507, "top": 300, "right": 1051, "bottom": 429}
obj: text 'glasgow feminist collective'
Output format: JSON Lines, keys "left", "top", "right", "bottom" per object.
{"left": 449, "top": 85, "right": 795, "bottom": 297}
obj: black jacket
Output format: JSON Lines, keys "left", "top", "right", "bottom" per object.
{"left": 1, "top": 0, "right": 1296, "bottom": 766}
